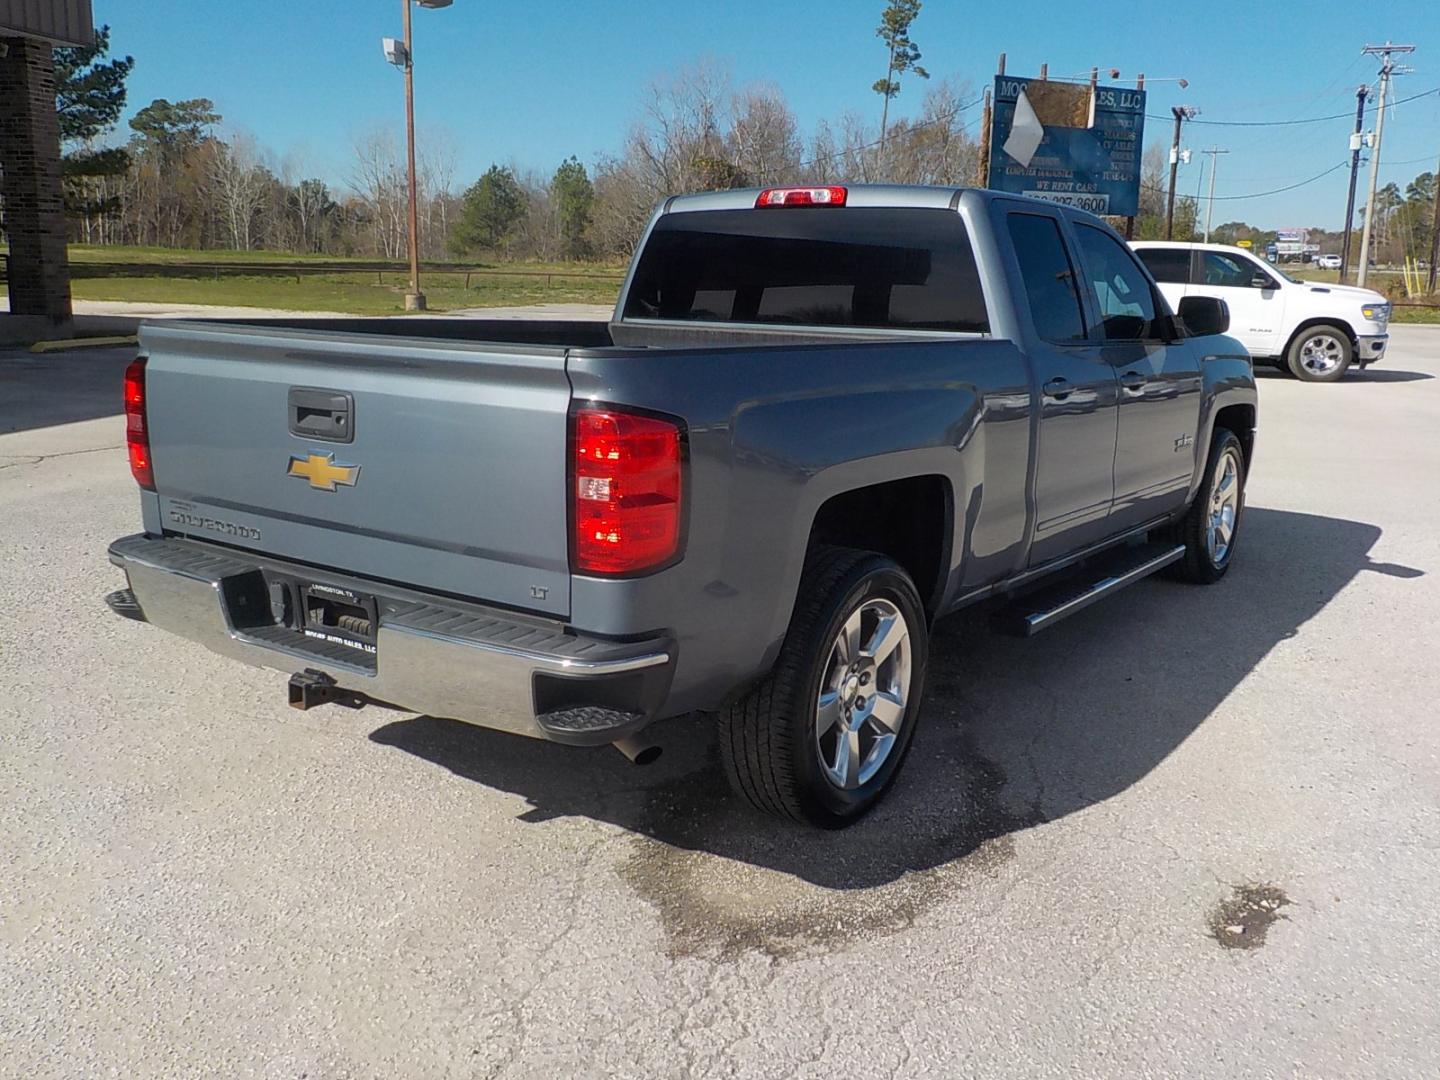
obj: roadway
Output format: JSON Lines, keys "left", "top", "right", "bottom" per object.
{"left": 2, "top": 327, "right": 1437, "bottom": 1078}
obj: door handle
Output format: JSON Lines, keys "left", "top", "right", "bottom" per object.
{"left": 288, "top": 387, "right": 354, "bottom": 443}
{"left": 1042, "top": 377, "right": 1072, "bottom": 399}
{"left": 1119, "top": 370, "right": 1148, "bottom": 392}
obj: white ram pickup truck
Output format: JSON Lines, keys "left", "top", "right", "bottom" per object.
{"left": 1132, "top": 241, "right": 1391, "bottom": 382}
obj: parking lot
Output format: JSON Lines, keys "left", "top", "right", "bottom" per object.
{"left": 2, "top": 327, "right": 1438, "bottom": 1078}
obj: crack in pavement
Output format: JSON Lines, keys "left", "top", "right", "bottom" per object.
{"left": 0, "top": 444, "right": 123, "bottom": 471}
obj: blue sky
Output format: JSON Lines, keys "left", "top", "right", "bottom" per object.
{"left": 95, "top": 0, "right": 1440, "bottom": 230}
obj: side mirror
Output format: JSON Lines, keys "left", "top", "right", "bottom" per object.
{"left": 1179, "top": 295, "right": 1230, "bottom": 337}
{"left": 1251, "top": 274, "right": 1276, "bottom": 289}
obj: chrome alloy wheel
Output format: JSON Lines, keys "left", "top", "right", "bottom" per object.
{"left": 815, "top": 597, "right": 912, "bottom": 790}
{"left": 1298, "top": 333, "right": 1345, "bottom": 376}
{"left": 1206, "top": 447, "right": 1243, "bottom": 566}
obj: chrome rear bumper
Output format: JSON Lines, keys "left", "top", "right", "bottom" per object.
{"left": 107, "top": 534, "right": 673, "bottom": 744}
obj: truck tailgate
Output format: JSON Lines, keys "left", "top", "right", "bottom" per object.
{"left": 138, "top": 322, "right": 572, "bottom": 617}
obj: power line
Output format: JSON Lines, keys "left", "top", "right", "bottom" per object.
{"left": 1210, "top": 160, "right": 1349, "bottom": 200}
{"left": 1144, "top": 85, "right": 1439, "bottom": 127}
{"left": 1142, "top": 160, "right": 1349, "bottom": 201}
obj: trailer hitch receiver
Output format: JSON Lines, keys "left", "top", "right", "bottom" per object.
{"left": 288, "top": 669, "right": 365, "bottom": 711}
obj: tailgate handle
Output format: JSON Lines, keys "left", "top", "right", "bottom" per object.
{"left": 288, "top": 388, "right": 354, "bottom": 443}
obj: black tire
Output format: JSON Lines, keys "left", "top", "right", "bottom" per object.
{"left": 718, "top": 546, "right": 929, "bottom": 828}
{"left": 1168, "top": 429, "right": 1246, "bottom": 584}
{"left": 1286, "top": 324, "right": 1353, "bottom": 382}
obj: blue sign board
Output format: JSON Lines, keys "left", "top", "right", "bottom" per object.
{"left": 987, "top": 76, "right": 1146, "bottom": 217}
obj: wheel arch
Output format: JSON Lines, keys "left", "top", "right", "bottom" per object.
{"left": 806, "top": 474, "right": 954, "bottom": 621}
{"left": 1211, "top": 402, "right": 1256, "bottom": 470}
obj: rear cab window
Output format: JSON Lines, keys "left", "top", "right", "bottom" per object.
{"left": 623, "top": 207, "right": 990, "bottom": 333}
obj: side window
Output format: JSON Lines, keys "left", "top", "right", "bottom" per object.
{"left": 1074, "top": 224, "right": 1159, "bottom": 341}
{"left": 1006, "top": 213, "right": 1086, "bottom": 342}
{"left": 1135, "top": 247, "right": 1190, "bottom": 284}
{"left": 1198, "top": 251, "right": 1259, "bottom": 288}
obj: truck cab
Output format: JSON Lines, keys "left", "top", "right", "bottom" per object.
{"left": 1131, "top": 240, "right": 1391, "bottom": 382}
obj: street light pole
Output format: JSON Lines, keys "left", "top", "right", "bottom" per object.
{"left": 402, "top": 0, "right": 424, "bottom": 311}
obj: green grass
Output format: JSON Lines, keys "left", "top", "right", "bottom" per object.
{"left": 70, "top": 271, "right": 618, "bottom": 314}
{"left": 1, "top": 244, "right": 624, "bottom": 314}
{"left": 64, "top": 244, "right": 368, "bottom": 265}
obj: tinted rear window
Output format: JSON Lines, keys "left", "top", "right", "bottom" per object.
{"left": 623, "top": 207, "right": 989, "bottom": 332}
{"left": 1135, "top": 247, "right": 1191, "bottom": 284}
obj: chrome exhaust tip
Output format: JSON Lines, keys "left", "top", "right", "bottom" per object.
{"left": 612, "top": 735, "right": 662, "bottom": 766}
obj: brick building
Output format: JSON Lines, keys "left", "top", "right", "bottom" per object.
{"left": 1, "top": 1, "right": 95, "bottom": 342}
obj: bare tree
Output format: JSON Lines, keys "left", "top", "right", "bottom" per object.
{"left": 418, "top": 128, "right": 458, "bottom": 260}
{"left": 728, "top": 84, "right": 802, "bottom": 185}
{"left": 885, "top": 79, "right": 976, "bottom": 184}
{"left": 209, "top": 132, "right": 270, "bottom": 250}
{"left": 349, "top": 129, "right": 407, "bottom": 258}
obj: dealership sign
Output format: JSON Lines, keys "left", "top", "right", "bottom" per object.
{"left": 987, "top": 76, "right": 1146, "bottom": 217}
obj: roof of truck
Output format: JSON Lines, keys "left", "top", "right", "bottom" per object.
{"left": 1130, "top": 241, "right": 1261, "bottom": 254}
{"left": 659, "top": 184, "right": 1113, "bottom": 227}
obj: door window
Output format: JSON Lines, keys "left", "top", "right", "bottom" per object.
{"left": 1197, "top": 251, "right": 1263, "bottom": 288}
{"left": 1134, "top": 247, "right": 1190, "bottom": 284}
{"left": 1074, "top": 225, "right": 1159, "bottom": 341}
{"left": 1006, "top": 213, "right": 1087, "bottom": 342}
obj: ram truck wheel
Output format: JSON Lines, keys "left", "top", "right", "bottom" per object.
{"left": 1168, "top": 430, "right": 1247, "bottom": 584}
{"left": 719, "top": 546, "right": 929, "bottom": 828}
{"left": 1287, "top": 324, "right": 1353, "bottom": 382}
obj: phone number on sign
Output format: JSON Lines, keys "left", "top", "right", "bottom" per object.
{"left": 1023, "top": 191, "right": 1111, "bottom": 214}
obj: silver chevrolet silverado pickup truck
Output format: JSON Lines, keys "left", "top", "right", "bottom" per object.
{"left": 106, "top": 185, "right": 1256, "bottom": 827}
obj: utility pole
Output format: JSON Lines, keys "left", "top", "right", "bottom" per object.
{"left": 1357, "top": 43, "right": 1414, "bottom": 289}
{"left": 1166, "top": 105, "right": 1198, "bottom": 240}
{"left": 1201, "top": 147, "right": 1229, "bottom": 242}
{"left": 1126, "top": 73, "right": 1144, "bottom": 240}
{"left": 1339, "top": 85, "right": 1369, "bottom": 281}
{"left": 1429, "top": 149, "right": 1440, "bottom": 294}
{"left": 976, "top": 53, "right": 1004, "bottom": 189}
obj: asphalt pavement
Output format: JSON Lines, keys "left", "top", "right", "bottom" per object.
{"left": 2, "top": 328, "right": 1438, "bottom": 1078}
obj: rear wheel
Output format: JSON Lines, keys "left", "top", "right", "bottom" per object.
{"left": 1287, "top": 324, "right": 1353, "bottom": 382}
{"left": 1168, "top": 430, "right": 1246, "bottom": 584}
{"left": 719, "top": 546, "right": 928, "bottom": 828}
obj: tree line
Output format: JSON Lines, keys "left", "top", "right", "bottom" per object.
{"left": 43, "top": 10, "right": 977, "bottom": 261}
{"left": 34, "top": 12, "right": 1435, "bottom": 266}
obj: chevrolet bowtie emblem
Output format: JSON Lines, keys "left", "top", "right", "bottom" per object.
{"left": 287, "top": 452, "right": 360, "bottom": 492}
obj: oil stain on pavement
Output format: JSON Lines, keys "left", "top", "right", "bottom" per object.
{"left": 1209, "top": 883, "right": 1291, "bottom": 949}
{"left": 620, "top": 721, "right": 1044, "bottom": 961}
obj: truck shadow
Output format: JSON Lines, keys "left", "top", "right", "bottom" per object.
{"left": 1252, "top": 366, "right": 1433, "bottom": 383}
{"left": 0, "top": 345, "right": 136, "bottom": 434}
{"left": 370, "top": 508, "right": 1420, "bottom": 901}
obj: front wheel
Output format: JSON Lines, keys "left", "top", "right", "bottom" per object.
{"left": 1287, "top": 324, "right": 1353, "bottom": 382}
{"left": 719, "top": 546, "right": 928, "bottom": 828}
{"left": 1168, "top": 430, "right": 1246, "bottom": 584}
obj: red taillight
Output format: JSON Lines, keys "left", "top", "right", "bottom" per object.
{"left": 572, "top": 407, "right": 683, "bottom": 575}
{"left": 124, "top": 357, "right": 154, "bottom": 490}
{"left": 755, "top": 186, "right": 847, "bottom": 208}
